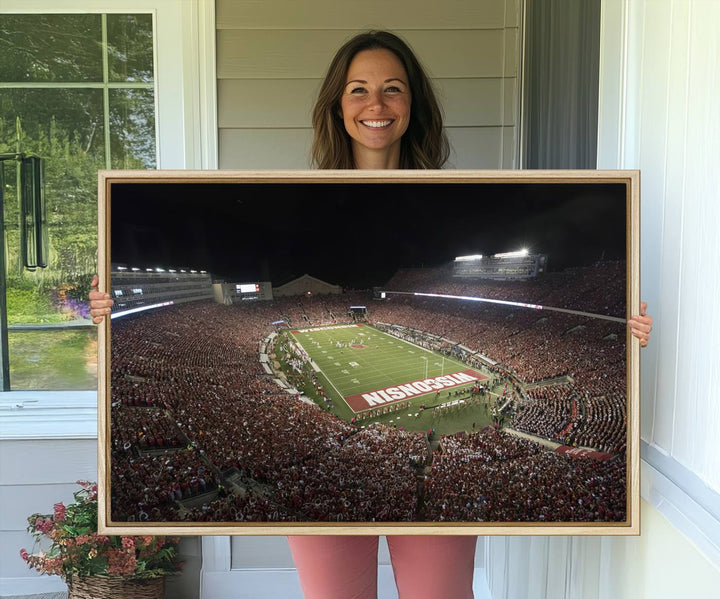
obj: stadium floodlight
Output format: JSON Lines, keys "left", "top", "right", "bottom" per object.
{"left": 111, "top": 300, "right": 174, "bottom": 319}
{"left": 155, "top": 267, "right": 165, "bottom": 272}
{"left": 190, "top": 269, "right": 197, "bottom": 273}
{"left": 169, "top": 269, "right": 176, "bottom": 273}
{"left": 116, "top": 266, "right": 127, "bottom": 271}
{"left": 180, "top": 269, "right": 186, "bottom": 273}
{"left": 145, "top": 268, "right": 153, "bottom": 272}
{"left": 493, "top": 248, "right": 529, "bottom": 258}
{"left": 454, "top": 254, "right": 484, "bottom": 261}
{"left": 131, "top": 267, "right": 140, "bottom": 271}
{"left": 200, "top": 270, "right": 207, "bottom": 274}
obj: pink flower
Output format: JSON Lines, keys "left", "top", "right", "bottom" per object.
{"left": 107, "top": 548, "right": 137, "bottom": 576}
{"left": 53, "top": 502, "right": 66, "bottom": 522}
{"left": 121, "top": 537, "right": 135, "bottom": 549}
{"left": 34, "top": 518, "right": 54, "bottom": 535}
{"left": 19, "top": 548, "right": 29, "bottom": 562}
{"left": 43, "top": 556, "right": 64, "bottom": 576}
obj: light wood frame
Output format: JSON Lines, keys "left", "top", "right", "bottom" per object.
{"left": 97, "top": 169, "right": 640, "bottom": 536}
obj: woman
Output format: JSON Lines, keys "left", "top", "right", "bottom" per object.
{"left": 90, "top": 30, "right": 653, "bottom": 599}
{"left": 310, "top": 30, "right": 448, "bottom": 170}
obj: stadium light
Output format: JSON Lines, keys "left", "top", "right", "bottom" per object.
{"left": 454, "top": 254, "right": 483, "bottom": 261}
{"left": 493, "top": 248, "right": 529, "bottom": 258}
{"left": 116, "top": 266, "right": 127, "bottom": 271}
{"left": 131, "top": 267, "right": 140, "bottom": 271}
{"left": 111, "top": 300, "right": 174, "bottom": 319}
{"left": 155, "top": 267, "right": 165, "bottom": 272}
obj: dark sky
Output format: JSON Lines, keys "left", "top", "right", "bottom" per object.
{"left": 110, "top": 181, "right": 627, "bottom": 288}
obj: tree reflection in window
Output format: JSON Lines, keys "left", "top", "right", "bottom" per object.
{"left": 0, "top": 13, "right": 156, "bottom": 390}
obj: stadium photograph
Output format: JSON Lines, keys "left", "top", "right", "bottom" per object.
{"left": 101, "top": 172, "right": 636, "bottom": 531}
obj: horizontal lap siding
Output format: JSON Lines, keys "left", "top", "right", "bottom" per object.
{"left": 216, "top": 0, "right": 521, "bottom": 170}
{"left": 216, "top": 0, "right": 515, "bottom": 30}
{"left": 0, "top": 439, "right": 97, "bottom": 579}
{"left": 217, "top": 30, "right": 510, "bottom": 79}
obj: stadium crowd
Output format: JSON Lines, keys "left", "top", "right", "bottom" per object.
{"left": 108, "top": 261, "right": 628, "bottom": 523}
{"left": 424, "top": 428, "right": 626, "bottom": 522}
{"left": 384, "top": 261, "right": 626, "bottom": 318}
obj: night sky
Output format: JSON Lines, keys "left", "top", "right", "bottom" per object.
{"left": 110, "top": 181, "right": 627, "bottom": 289}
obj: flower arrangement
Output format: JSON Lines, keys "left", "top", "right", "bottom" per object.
{"left": 20, "top": 481, "right": 182, "bottom": 584}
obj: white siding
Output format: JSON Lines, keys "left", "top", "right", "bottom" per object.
{"left": 0, "top": 438, "right": 97, "bottom": 590}
{"left": 216, "top": 0, "right": 522, "bottom": 170}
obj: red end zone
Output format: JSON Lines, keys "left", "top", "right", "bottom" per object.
{"left": 345, "top": 369, "right": 488, "bottom": 413}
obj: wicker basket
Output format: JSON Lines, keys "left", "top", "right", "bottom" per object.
{"left": 67, "top": 575, "right": 165, "bottom": 599}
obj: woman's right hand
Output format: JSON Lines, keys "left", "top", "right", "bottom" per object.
{"left": 89, "top": 274, "right": 114, "bottom": 324}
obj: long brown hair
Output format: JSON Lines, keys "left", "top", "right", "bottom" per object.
{"left": 311, "top": 31, "right": 449, "bottom": 169}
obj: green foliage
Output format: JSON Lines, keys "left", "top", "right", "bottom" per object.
{"left": 5, "top": 284, "right": 66, "bottom": 324}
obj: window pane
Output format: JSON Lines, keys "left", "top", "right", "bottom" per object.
{"left": 0, "top": 88, "right": 106, "bottom": 160}
{"left": 1, "top": 88, "right": 105, "bottom": 283}
{"left": 2, "top": 89, "right": 104, "bottom": 390}
{"left": 107, "top": 14, "right": 154, "bottom": 83}
{"left": 8, "top": 329, "right": 98, "bottom": 390}
{"left": 0, "top": 14, "right": 103, "bottom": 82}
{"left": 1, "top": 13, "right": 157, "bottom": 391}
{"left": 110, "top": 88, "right": 156, "bottom": 168}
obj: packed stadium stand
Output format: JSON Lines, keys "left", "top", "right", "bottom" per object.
{"left": 108, "top": 262, "right": 628, "bottom": 523}
{"left": 110, "top": 266, "right": 213, "bottom": 312}
{"left": 453, "top": 252, "right": 547, "bottom": 280}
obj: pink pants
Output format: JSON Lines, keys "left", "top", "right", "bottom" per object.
{"left": 287, "top": 535, "right": 477, "bottom": 599}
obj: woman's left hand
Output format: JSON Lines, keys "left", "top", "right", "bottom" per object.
{"left": 628, "top": 301, "right": 652, "bottom": 348}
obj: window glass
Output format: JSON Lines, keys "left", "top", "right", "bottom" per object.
{"left": 0, "top": 14, "right": 103, "bottom": 82}
{"left": 8, "top": 329, "right": 97, "bottom": 390}
{"left": 107, "top": 14, "right": 155, "bottom": 83}
{"left": 109, "top": 89, "right": 156, "bottom": 169}
{"left": 1, "top": 13, "right": 155, "bottom": 390}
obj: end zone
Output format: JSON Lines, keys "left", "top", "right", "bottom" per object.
{"left": 344, "top": 369, "right": 488, "bottom": 413}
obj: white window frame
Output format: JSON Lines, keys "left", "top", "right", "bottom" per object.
{"left": 0, "top": 0, "right": 217, "bottom": 438}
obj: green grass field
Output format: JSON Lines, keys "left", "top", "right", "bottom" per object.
{"left": 285, "top": 324, "right": 497, "bottom": 435}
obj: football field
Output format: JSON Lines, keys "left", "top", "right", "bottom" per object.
{"left": 289, "top": 324, "right": 488, "bottom": 416}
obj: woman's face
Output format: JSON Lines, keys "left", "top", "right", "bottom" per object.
{"left": 340, "top": 48, "right": 411, "bottom": 165}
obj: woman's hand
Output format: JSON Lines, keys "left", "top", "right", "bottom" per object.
{"left": 628, "top": 301, "right": 652, "bottom": 348}
{"left": 89, "top": 274, "right": 114, "bottom": 324}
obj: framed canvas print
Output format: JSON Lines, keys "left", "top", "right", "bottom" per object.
{"left": 97, "top": 170, "right": 640, "bottom": 536}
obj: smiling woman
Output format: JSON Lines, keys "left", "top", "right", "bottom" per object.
{"left": 340, "top": 48, "right": 412, "bottom": 169}
{"left": 311, "top": 30, "right": 448, "bottom": 170}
